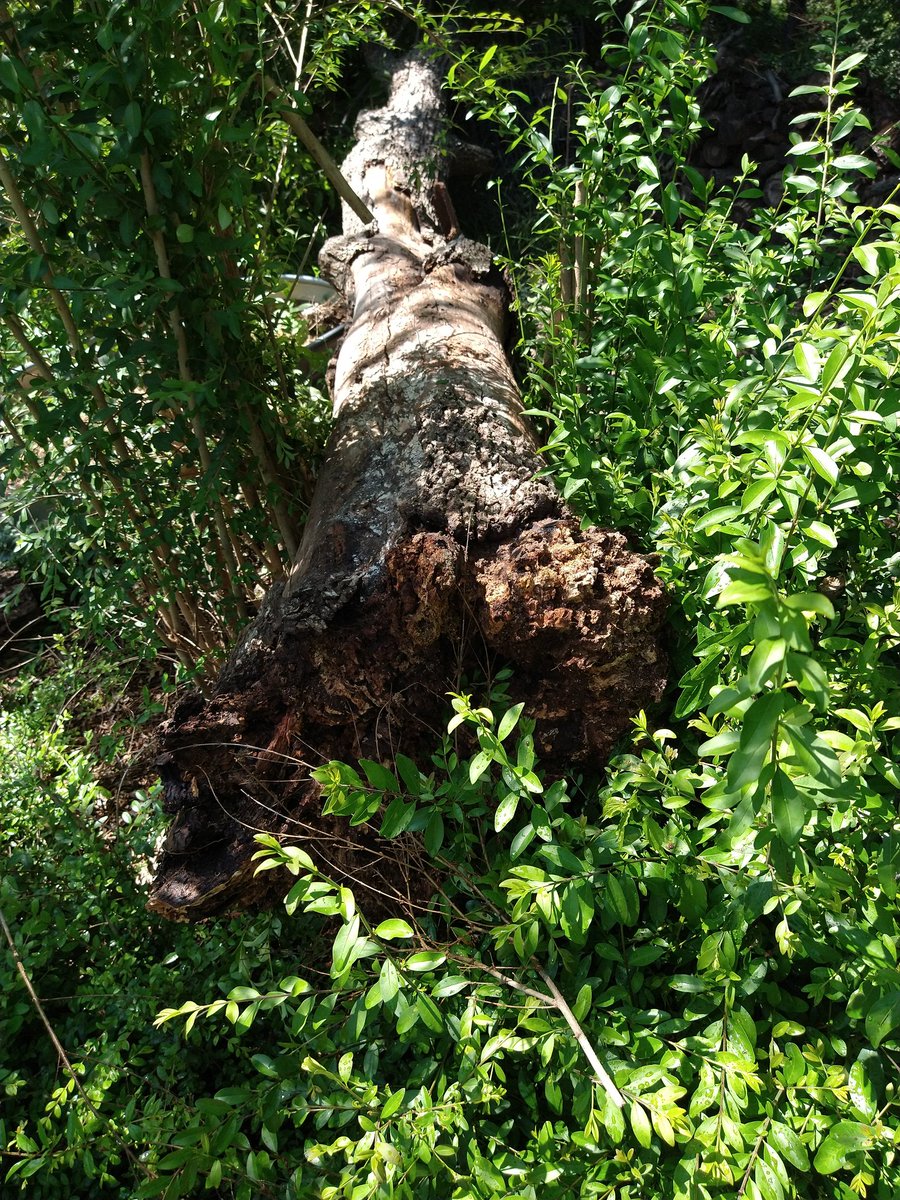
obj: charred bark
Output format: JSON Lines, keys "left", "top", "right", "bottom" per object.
{"left": 148, "top": 54, "right": 667, "bottom": 921}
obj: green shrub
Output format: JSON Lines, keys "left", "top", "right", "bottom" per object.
{"left": 0, "top": 651, "right": 320, "bottom": 1197}
{"left": 0, "top": 0, "right": 388, "bottom": 659}
{"left": 149, "top": 2, "right": 900, "bottom": 1197}
{"left": 5, "top": 0, "right": 900, "bottom": 1197}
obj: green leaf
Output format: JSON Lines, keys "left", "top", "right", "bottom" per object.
{"left": 479, "top": 44, "right": 498, "bottom": 70}
{"left": 603, "top": 1096, "right": 625, "bottom": 1142}
{"left": 416, "top": 994, "right": 444, "bottom": 1031}
{"left": 848, "top": 1056, "right": 877, "bottom": 1119}
{"left": 472, "top": 1153, "right": 505, "bottom": 1192}
{"left": 573, "top": 983, "right": 592, "bottom": 1020}
{"left": 821, "top": 343, "right": 851, "bottom": 390}
{"left": 380, "top": 795, "right": 415, "bottom": 838}
{"left": 395, "top": 753, "right": 422, "bottom": 795}
{"left": 802, "top": 444, "right": 839, "bottom": 485}
{"left": 123, "top": 100, "right": 141, "bottom": 137}
{"left": 833, "top": 153, "right": 874, "bottom": 171}
{"left": 424, "top": 809, "right": 444, "bottom": 855}
{"left": 234, "top": 1001, "right": 259, "bottom": 1032}
{"left": 835, "top": 51, "right": 867, "bottom": 73}
{"left": 630, "top": 1101, "right": 652, "bottom": 1148}
{"left": 669, "top": 975, "right": 707, "bottom": 992}
{"left": 375, "top": 918, "right": 414, "bottom": 940}
{"left": 518, "top": 768, "right": 543, "bottom": 794}
{"left": 853, "top": 243, "right": 883, "bottom": 276}
{"left": 494, "top": 791, "right": 518, "bottom": 832}
{"left": 814, "top": 1122, "right": 871, "bottom": 1174}
{"left": 228, "top": 986, "right": 261, "bottom": 1002}
{"left": 695, "top": 504, "right": 743, "bottom": 532}
{"left": 772, "top": 770, "right": 807, "bottom": 846}
{"left": 510, "top": 823, "right": 535, "bottom": 859}
{"left": 783, "top": 592, "right": 835, "bottom": 619}
{"left": 741, "top": 478, "right": 777, "bottom": 512}
{"left": 379, "top": 958, "right": 399, "bottom": 1004}
{"left": 469, "top": 749, "right": 493, "bottom": 784}
{"left": 801, "top": 519, "right": 837, "bottom": 548}
{"left": 395, "top": 1000, "right": 419, "bottom": 1035}
{"left": 360, "top": 758, "right": 399, "bottom": 792}
{"left": 540, "top": 842, "right": 585, "bottom": 873}
{"left": 727, "top": 691, "right": 784, "bottom": 790}
{"left": 432, "top": 975, "right": 469, "bottom": 998}
{"left": 381, "top": 1089, "right": 405, "bottom": 1119}
{"left": 157, "top": 1148, "right": 194, "bottom": 1169}
{"left": 22, "top": 98, "right": 45, "bottom": 140}
{"left": 175, "top": 223, "right": 194, "bottom": 243}
{"left": 710, "top": 4, "right": 751, "bottom": 20}
{"left": 332, "top": 915, "right": 361, "bottom": 974}
{"left": 718, "top": 580, "right": 773, "bottom": 607}
{"left": 783, "top": 724, "right": 840, "bottom": 785}
{"left": 793, "top": 342, "right": 820, "bottom": 382}
{"left": 630, "top": 943, "right": 666, "bottom": 967}
{"left": 405, "top": 950, "right": 446, "bottom": 972}
{"left": 769, "top": 1122, "right": 810, "bottom": 1170}
{"left": 789, "top": 653, "right": 829, "bottom": 710}
{"left": 865, "top": 991, "right": 900, "bottom": 1047}
{"left": 747, "top": 637, "right": 785, "bottom": 690}
{"left": 0, "top": 55, "right": 22, "bottom": 96}
{"left": 281, "top": 844, "right": 315, "bottom": 873}
{"left": 497, "top": 702, "right": 524, "bottom": 742}
{"left": 689, "top": 1063, "right": 718, "bottom": 1116}
{"left": 605, "top": 874, "right": 637, "bottom": 926}
{"left": 755, "top": 1156, "right": 785, "bottom": 1200}
{"left": 251, "top": 1053, "right": 279, "bottom": 1078}
{"left": 698, "top": 729, "right": 741, "bottom": 757}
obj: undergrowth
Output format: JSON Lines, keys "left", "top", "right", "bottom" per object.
{"left": 3, "top": 0, "right": 900, "bottom": 1197}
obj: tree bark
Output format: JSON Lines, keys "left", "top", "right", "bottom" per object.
{"left": 149, "top": 54, "right": 667, "bottom": 921}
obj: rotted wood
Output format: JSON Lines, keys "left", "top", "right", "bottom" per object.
{"left": 148, "top": 53, "right": 667, "bottom": 921}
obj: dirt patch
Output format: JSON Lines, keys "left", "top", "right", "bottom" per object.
{"left": 694, "top": 40, "right": 900, "bottom": 209}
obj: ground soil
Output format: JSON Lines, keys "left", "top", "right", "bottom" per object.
{"left": 694, "top": 45, "right": 900, "bottom": 210}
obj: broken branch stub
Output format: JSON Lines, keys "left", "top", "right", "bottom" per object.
{"left": 149, "top": 54, "right": 667, "bottom": 921}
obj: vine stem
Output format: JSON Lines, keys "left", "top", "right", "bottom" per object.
{"left": 462, "top": 957, "right": 624, "bottom": 1107}
{"left": 532, "top": 960, "right": 626, "bottom": 1108}
{"left": 446, "top": 941, "right": 625, "bottom": 1107}
{"left": 737, "top": 1087, "right": 783, "bottom": 1196}
{"left": 263, "top": 75, "right": 374, "bottom": 224}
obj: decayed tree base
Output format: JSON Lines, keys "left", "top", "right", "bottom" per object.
{"left": 148, "top": 54, "right": 667, "bottom": 921}
{"left": 152, "top": 517, "right": 665, "bottom": 919}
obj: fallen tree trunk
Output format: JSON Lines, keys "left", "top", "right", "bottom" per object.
{"left": 149, "top": 54, "right": 667, "bottom": 921}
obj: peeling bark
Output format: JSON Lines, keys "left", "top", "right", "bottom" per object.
{"left": 148, "top": 54, "right": 667, "bottom": 921}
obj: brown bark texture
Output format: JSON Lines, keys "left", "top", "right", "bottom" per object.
{"left": 148, "top": 54, "right": 667, "bottom": 921}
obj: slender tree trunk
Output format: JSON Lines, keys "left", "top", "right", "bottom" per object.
{"left": 149, "top": 54, "right": 666, "bottom": 921}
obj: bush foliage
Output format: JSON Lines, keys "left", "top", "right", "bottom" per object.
{"left": 0, "top": 0, "right": 355, "bottom": 659}
{"left": 3, "top": 0, "right": 900, "bottom": 1197}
